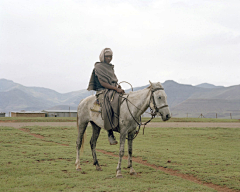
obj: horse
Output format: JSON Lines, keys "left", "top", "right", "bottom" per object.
{"left": 75, "top": 81, "right": 171, "bottom": 178}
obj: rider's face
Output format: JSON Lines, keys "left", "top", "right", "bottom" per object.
{"left": 104, "top": 55, "right": 112, "bottom": 64}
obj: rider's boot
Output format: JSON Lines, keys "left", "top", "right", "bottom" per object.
{"left": 108, "top": 130, "right": 118, "bottom": 145}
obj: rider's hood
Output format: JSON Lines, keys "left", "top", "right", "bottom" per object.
{"left": 99, "top": 48, "right": 113, "bottom": 62}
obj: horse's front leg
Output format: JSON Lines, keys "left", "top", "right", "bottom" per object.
{"left": 116, "top": 132, "right": 127, "bottom": 178}
{"left": 127, "top": 131, "right": 136, "bottom": 175}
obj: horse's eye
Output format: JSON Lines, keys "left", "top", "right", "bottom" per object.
{"left": 158, "top": 96, "right": 161, "bottom": 99}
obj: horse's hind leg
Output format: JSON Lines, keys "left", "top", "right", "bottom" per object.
{"left": 90, "top": 122, "right": 102, "bottom": 171}
{"left": 75, "top": 120, "right": 88, "bottom": 171}
{"left": 127, "top": 131, "right": 136, "bottom": 175}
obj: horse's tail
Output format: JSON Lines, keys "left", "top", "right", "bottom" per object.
{"left": 77, "top": 110, "right": 86, "bottom": 154}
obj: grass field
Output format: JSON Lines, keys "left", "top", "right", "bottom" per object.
{"left": 0, "top": 116, "right": 239, "bottom": 123}
{"left": 0, "top": 117, "right": 77, "bottom": 122}
{"left": 1, "top": 124, "right": 240, "bottom": 191}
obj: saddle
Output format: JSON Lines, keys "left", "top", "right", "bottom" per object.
{"left": 90, "top": 90, "right": 128, "bottom": 114}
{"left": 90, "top": 99, "right": 102, "bottom": 113}
{"left": 90, "top": 92, "right": 126, "bottom": 133}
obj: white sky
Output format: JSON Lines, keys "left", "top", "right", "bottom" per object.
{"left": 1, "top": 0, "right": 240, "bottom": 93}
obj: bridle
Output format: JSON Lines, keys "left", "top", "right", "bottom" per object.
{"left": 149, "top": 87, "right": 169, "bottom": 115}
{"left": 121, "top": 86, "right": 169, "bottom": 140}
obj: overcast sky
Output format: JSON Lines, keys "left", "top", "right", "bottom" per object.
{"left": 1, "top": 0, "right": 240, "bottom": 93}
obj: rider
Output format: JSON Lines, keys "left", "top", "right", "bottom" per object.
{"left": 87, "top": 48, "right": 125, "bottom": 145}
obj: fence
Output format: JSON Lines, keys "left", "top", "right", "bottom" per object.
{"left": 172, "top": 112, "right": 239, "bottom": 119}
{"left": 142, "top": 111, "right": 240, "bottom": 119}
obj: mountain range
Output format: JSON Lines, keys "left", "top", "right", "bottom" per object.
{"left": 0, "top": 78, "right": 239, "bottom": 118}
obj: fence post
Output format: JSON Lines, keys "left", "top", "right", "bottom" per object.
{"left": 230, "top": 113, "right": 232, "bottom": 119}
{"left": 216, "top": 113, "right": 217, "bottom": 118}
{"left": 198, "top": 113, "right": 205, "bottom": 118}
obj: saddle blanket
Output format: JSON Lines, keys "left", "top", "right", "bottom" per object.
{"left": 90, "top": 99, "right": 102, "bottom": 113}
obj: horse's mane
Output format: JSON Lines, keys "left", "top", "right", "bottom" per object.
{"left": 126, "top": 82, "right": 163, "bottom": 96}
{"left": 126, "top": 86, "right": 150, "bottom": 96}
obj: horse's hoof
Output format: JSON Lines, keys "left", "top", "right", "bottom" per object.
{"left": 76, "top": 164, "right": 81, "bottom": 171}
{"left": 130, "top": 171, "right": 137, "bottom": 175}
{"left": 116, "top": 170, "right": 123, "bottom": 178}
{"left": 116, "top": 174, "right": 123, "bottom": 178}
{"left": 76, "top": 168, "right": 82, "bottom": 171}
{"left": 130, "top": 167, "right": 136, "bottom": 175}
{"left": 96, "top": 165, "right": 102, "bottom": 171}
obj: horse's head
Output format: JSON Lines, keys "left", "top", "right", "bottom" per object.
{"left": 149, "top": 81, "right": 171, "bottom": 121}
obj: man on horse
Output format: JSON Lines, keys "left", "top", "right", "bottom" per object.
{"left": 87, "top": 48, "right": 125, "bottom": 145}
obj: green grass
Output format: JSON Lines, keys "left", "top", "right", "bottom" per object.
{"left": 1, "top": 125, "right": 240, "bottom": 191}
{"left": 142, "top": 117, "right": 240, "bottom": 123}
{"left": 1, "top": 116, "right": 239, "bottom": 123}
{"left": 0, "top": 117, "right": 76, "bottom": 122}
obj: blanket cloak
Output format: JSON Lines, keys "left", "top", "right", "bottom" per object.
{"left": 87, "top": 48, "right": 121, "bottom": 131}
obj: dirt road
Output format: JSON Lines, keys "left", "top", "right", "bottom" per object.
{"left": 0, "top": 122, "right": 239, "bottom": 128}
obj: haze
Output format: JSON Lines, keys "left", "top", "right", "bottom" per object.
{"left": 1, "top": 0, "right": 239, "bottom": 93}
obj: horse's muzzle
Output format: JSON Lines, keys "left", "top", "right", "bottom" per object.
{"left": 162, "top": 113, "right": 171, "bottom": 121}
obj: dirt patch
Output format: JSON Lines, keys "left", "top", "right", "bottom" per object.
{"left": 18, "top": 128, "right": 69, "bottom": 146}
{"left": 19, "top": 128, "right": 45, "bottom": 139}
{"left": 0, "top": 122, "right": 77, "bottom": 128}
{"left": 97, "top": 149, "right": 239, "bottom": 192}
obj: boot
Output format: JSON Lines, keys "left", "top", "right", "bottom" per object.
{"left": 108, "top": 130, "right": 118, "bottom": 145}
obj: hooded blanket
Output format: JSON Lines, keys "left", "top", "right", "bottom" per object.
{"left": 87, "top": 48, "right": 121, "bottom": 131}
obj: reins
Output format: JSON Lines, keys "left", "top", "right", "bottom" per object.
{"left": 120, "top": 86, "right": 167, "bottom": 140}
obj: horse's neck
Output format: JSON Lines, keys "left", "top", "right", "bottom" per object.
{"left": 128, "top": 88, "right": 151, "bottom": 117}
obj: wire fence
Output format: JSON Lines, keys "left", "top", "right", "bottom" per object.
{"left": 143, "top": 111, "right": 240, "bottom": 119}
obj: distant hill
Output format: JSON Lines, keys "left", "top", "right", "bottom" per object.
{"left": 129, "top": 80, "right": 240, "bottom": 119}
{"left": 0, "top": 79, "right": 92, "bottom": 113}
{"left": 0, "top": 78, "right": 239, "bottom": 118}
{"left": 167, "top": 83, "right": 240, "bottom": 118}
{"left": 195, "top": 83, "right": 224, "bottom": 89}
{"left": 171, "top": 99, "right": 240, "bottom": 118}
{"left": 0, "top": 88, "right": 52, "bottom": 112}
{"left": 162, "top": 80, "right": 205, "bottom": 108}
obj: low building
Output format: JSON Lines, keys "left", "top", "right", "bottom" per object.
{"left": 42, "top": 110, "right": 77, "bottom": 117}
{"left": 0, "top": 112, "right": 6, "bottom": 117}
{"left": 11, "top": 111, "right": 45, "bottom": 117}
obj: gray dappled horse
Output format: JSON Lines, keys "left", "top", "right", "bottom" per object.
{"left": 75, "top": 81, "right": 171, "bottom": 178}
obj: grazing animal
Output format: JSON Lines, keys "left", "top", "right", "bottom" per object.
{"left": 75, "top": 81, "right": 171, "bottom": 177}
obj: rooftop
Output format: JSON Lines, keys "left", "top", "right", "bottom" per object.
{"left": 42, "top": 110, "right": 77, "bottom": 113}
{"left": 11, "top": 111, "right": 45, "bottom": 114}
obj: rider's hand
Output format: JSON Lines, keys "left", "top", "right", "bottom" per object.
{"left": 117, "top": 85, "right": 122, "bottom": 89}
{"left": 116, "top": 88, "right": 125, "bottom": 94}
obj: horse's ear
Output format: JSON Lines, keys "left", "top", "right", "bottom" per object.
{"left": 149, "top": 80, "right": 153, "bottom": 86}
